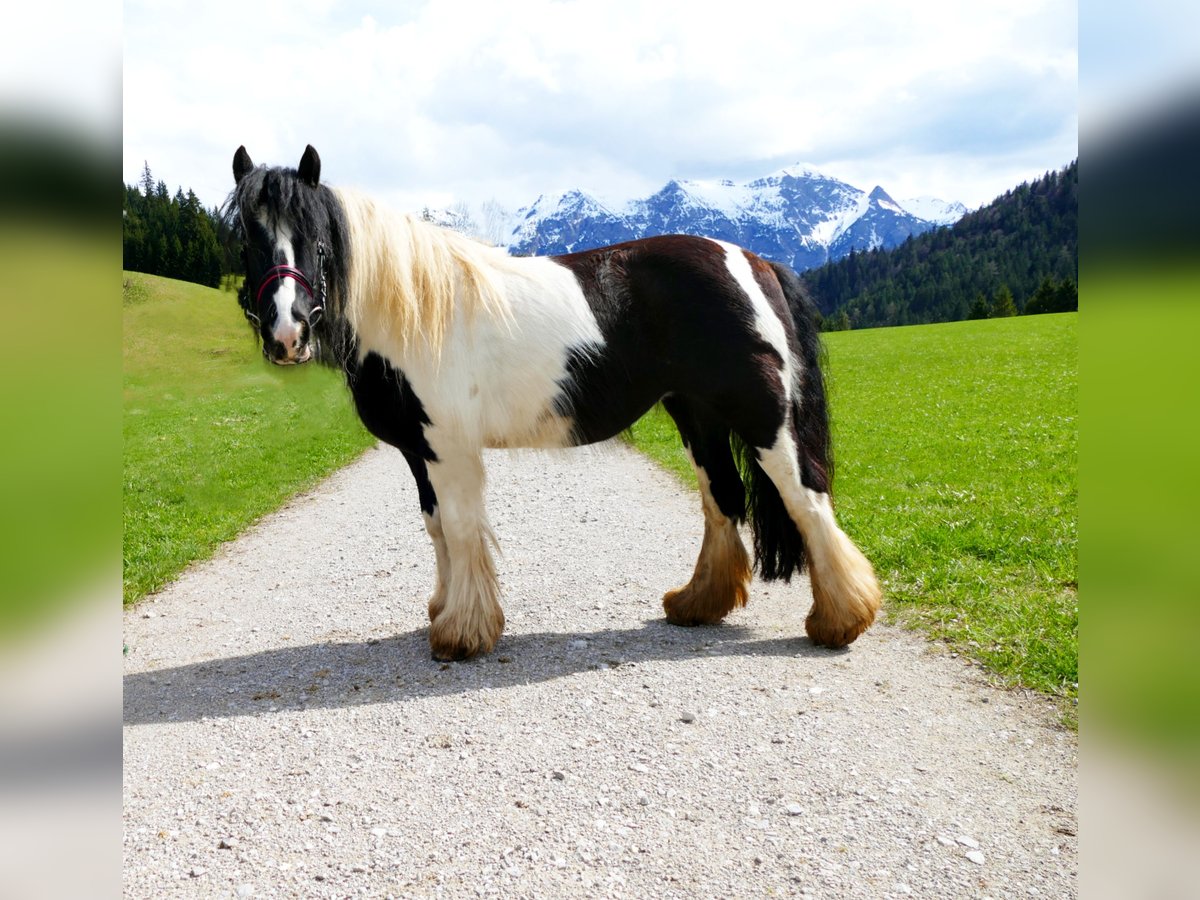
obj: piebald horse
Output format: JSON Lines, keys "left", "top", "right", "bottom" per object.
{"left": 226, "top": 145, "right": 881, "bottom": 660}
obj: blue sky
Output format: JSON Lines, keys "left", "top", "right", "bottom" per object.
{"left": 120, "top": 0, "right": 1079, "bottom": 217}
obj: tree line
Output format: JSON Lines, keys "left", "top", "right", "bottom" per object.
{"left": 122, "top": 162, "right": 235, "bottom": 288}
{"left": 804, "top": 160, "right": 1077, "bottom": 330}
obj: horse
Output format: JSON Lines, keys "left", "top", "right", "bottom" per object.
{"left": 225, "top": 145, "right": 881, "bottom": 661}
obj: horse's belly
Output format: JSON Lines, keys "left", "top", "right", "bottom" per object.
{"left": 483, "top": 409, "right": 576, "bottom": 449}
{"left": 406, "top": 343, "right": 581, "bottom": 450}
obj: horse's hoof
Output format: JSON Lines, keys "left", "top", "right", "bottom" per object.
{"left": 430, "top": 645, "right": 475, "bottom": 662}
{"left": 804, "top": 613, "right": 871, "bottom": 649}
{"left": 428, "top": 607, "right": 504, "bottom": 661}
{"left": 806, "top": 537, "right": 881, "bottom": 648}
{"left": 428, "top": 633, "right": 490, "bottom": 661}
{"left": 804, "top": 583, "right": 879, "bottom": 648}
{"left": 662, "top": 579, "right": 748, "bottom": 627}
{"left": 663, "top": 586, "right": 719, "bottom": 626}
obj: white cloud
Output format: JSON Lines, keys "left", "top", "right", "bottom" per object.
{"left": 123, "top": 0, "right": 1077, "bottom": 214}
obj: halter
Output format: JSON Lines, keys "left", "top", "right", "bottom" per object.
{"left": 253, "top": 240, "right": 328, "bottom": 323}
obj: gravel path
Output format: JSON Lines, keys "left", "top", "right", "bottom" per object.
{"left": 123, "top": 442, "right": 1077, "bottom": 898}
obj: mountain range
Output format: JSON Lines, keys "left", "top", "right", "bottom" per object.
{"left": 502, "top": 165, "right": 966, "bottom": 272}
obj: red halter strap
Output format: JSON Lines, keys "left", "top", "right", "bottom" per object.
{"left": 255, "top": 265, "right": 314, "bottom": 306}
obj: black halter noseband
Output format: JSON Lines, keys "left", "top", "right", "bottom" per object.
{"left": 253, "top": 239, "right": 327, "bottom": 324}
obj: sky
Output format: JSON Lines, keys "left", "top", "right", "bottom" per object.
{"left": 120, "top": 0, "right": 1078, "bottom": 219}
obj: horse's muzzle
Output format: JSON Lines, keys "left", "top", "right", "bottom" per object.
{"left": 265, "top": 311, "right": 314, "bottom": 365}
{"left": 266, "top": 340, "right": 313, "bottom": 365}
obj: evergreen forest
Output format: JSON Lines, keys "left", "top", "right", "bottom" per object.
{"left": 803, "top": 161, "right": 1077, "bottom": 329}
{"left": 122, "top": 162, "right": 232, "bottom": 288}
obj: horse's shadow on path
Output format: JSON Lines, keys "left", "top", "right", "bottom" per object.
{"left": 123, "top": 619, "right": 842, "bottom": 727}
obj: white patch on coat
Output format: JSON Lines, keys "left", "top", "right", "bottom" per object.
{"left": 713, "top": 240, "right": 793, "bottom": 396}
{"left": 756, "top": 425, "right": 833, "bottom": 521}
{"left": 258, "top": 211, "right": 304, "bottom": 353}
{"left": 360, "top": 251, "right": 606, "bottom": 452}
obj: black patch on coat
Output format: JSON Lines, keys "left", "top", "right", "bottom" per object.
{"left": 550, "top": 235, "right": 787, "bottom": 447}
{"left": 345, "top": 352, "right": 439, "bottom": 515}
{"left": 661, "top": 395, "right": 746, "bottom": 523}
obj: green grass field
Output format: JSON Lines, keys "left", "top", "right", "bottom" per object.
{"left": 122, "top": 272, "right": 374, "bottom": 604}
{"left": 630, "top": 314, "right": 1077, "bottom": 706}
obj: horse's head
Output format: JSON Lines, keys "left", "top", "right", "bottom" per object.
{"left": 229, "top": 145, "right": 329, "bottom": 365}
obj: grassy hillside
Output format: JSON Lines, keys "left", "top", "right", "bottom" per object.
{"left": 630, "top": 313, "right": 1077, "bottom": 706}
{"left": 123, "top": 272, "right": 374, "bottom": 604}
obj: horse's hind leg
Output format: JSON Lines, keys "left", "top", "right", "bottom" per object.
{"left": 661, "top": 397, "right": 752, "bottom": 625}
{"left": 753, "top": 424, "right": 880, "bottom": 648}
{"left": 422, "top": 448, "right": 505, "bottom": 660}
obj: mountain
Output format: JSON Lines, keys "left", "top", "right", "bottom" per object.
{"left": 511, "top": 190, "right": 638, "bottom": 251}
{"left": 801, "top": 160, "right": 1077, "bottom": 328}
{"left": 507, "top": 165, "right": 964, "bottom": 272}
{"left": 898, "top": 196, "right": 968, "bottom": 225}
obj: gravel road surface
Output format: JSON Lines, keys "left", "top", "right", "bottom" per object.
{"left": 123, "top": 442, "right": 1077, "bottom": 898}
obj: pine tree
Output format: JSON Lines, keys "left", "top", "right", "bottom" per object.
{"left": 1052, "top": 279, "right": 1078, "bottom": 312}
{"left": 826, "top": 309, "right": 851, "bottom": 331}
{"left": 967, "top": 292, "right": 990, "bottom": 320}
{"left": 1025, "top": 276, "right": 1056, "bottom": 315}
{"left": 990, "top": 284, "right": 1017, "bottom": 318}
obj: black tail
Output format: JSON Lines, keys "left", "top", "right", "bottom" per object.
{"left": 730, "top": 262, "right": 834, "bottom": 583}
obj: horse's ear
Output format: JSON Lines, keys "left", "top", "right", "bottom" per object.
{"left": 298, "top": 145, "right": 321, "bottom": 187}
{"left": 233, "top": 146, "right": 254, "bottom": 184}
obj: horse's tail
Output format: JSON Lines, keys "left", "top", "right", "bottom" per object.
{"left": 731, "top": 261, "right": 832, "bottom": 583}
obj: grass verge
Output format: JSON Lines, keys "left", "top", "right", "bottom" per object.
{"left": 628, "top": 314, "right": 1077, "bottom": 713}
{"left": 123, "top": 272, "right": 375, "bottom": 605}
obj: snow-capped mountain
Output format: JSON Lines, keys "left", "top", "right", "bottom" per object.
{"left": 507, "top": 166, "right": 965, "bottom": 272}
{"left": 897, "top": 196, "right": 968, "bottom": 226}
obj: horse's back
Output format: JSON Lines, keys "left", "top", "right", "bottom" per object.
{"left": 546, "top": 235, "right": 798, "bottom": 445}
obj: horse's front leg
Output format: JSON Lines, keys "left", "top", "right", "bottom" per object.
{"left": 422, "top": 448, "right": 504, "bottom": 660}
{"left": 400, "top": 451, "right": 449, "bottom": 622}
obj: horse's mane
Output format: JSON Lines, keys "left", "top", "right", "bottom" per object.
{"left": 334, "top": 188, "right": 513, "bottom": 359}
{"left": 224, "top": 167, "right": 513, "bottom": 363}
